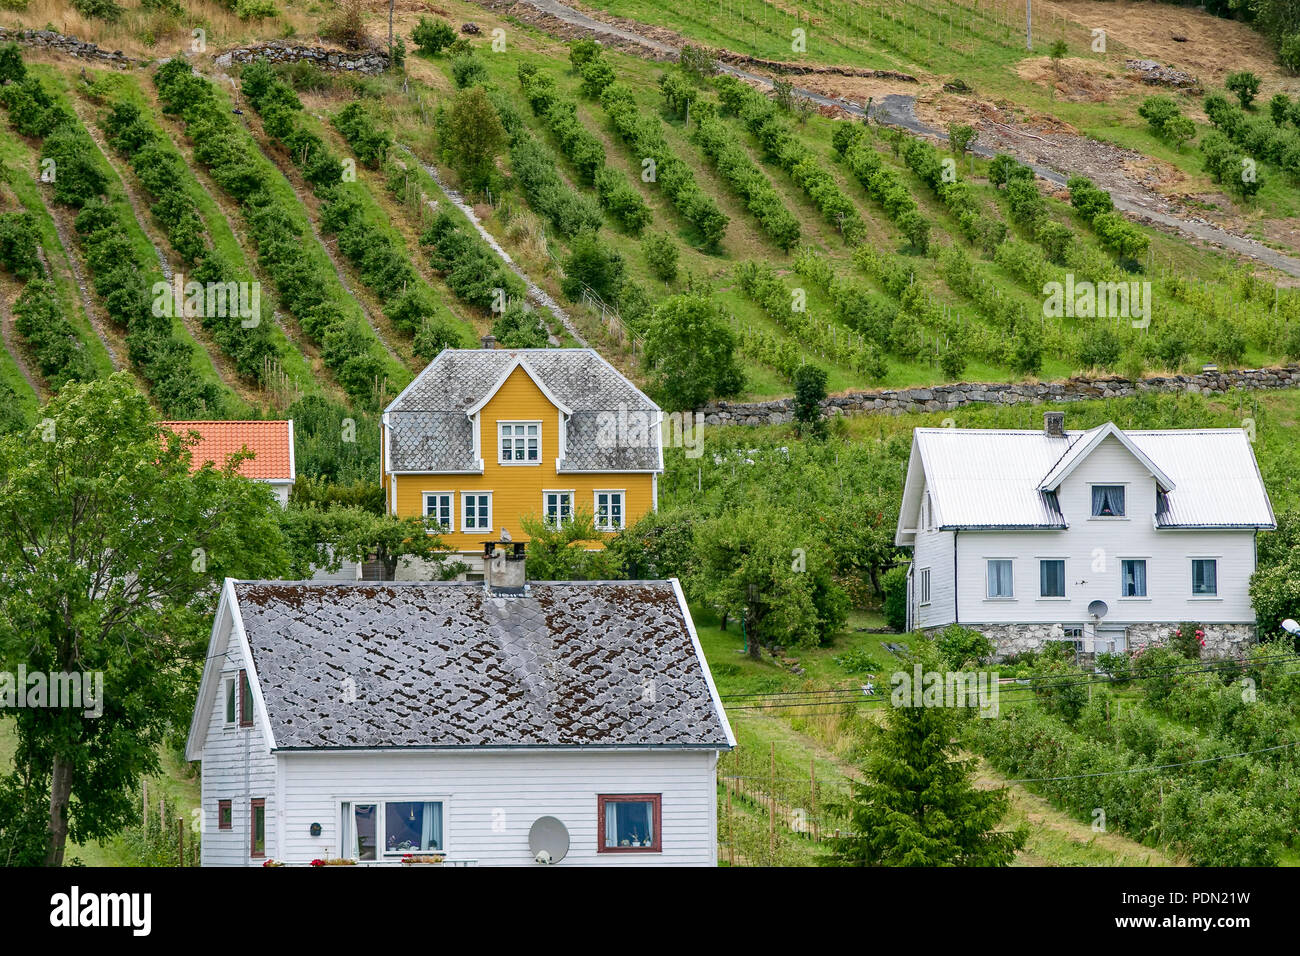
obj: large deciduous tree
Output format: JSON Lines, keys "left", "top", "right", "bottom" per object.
{"left": 0, "top": 375, "right": 291, "bottom": 865}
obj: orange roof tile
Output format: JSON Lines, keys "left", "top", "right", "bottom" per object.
{"left": 161, "top": 421, "right": 295, "bottom": 482}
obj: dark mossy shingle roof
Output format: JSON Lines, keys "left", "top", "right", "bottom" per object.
{"left": 233, "top": 581, "right": 730, "bottom": 750}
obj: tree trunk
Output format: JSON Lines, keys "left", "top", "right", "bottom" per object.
{"left": 388, "top": 0, "right": 394, "bottom": 57}
{"left": 45, "top": 754, "right": 73, "bottom": 866}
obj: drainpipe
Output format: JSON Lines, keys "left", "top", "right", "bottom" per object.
{"left": 953, "top": 529, "right": 960, "bottom": 625}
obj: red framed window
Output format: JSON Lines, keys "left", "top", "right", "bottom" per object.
{"left": 250, "top": 799, "right": 265, "bottom": 858}
{"left": 218, "top": 800, "right": 232, "bottom": 830}
{"left": 597, "top": 794, "right": 661, "bottom": 853}
{"left": 238, "top": 669, "right": 253, "bottom": 728}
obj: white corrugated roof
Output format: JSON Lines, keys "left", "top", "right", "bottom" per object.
{"left": 897, "top": 425, "right": 1274, "bottom": 543}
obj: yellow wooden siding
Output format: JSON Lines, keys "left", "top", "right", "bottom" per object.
{"left": 387, "top": 365, "right": 655, "bottom": 551}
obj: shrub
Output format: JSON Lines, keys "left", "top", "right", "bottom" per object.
{"left": 411, "top": 16, "right": 456, "bottom": 56}
{"left": 691, "top": 112, "right": 800, "bottom": 249}
{"left": 569, "top": 39, "right": 602, "bottom": 69}
{"left": 492, "top": 303, "right": 549, "bottom": 347}
{"left": 1171, "top": 621, "right": 1205, "bottom": 659}
{"left": 561, "top": 229, "right": 625, "bottom": 302}
{"left": 934, "top": 624, "right": 994, "bottom": 668}
{"left": 0, "top": 211, "right": 41, "bottom": 280}
{"left": 1138, "top": 95, "right": 1181, "bottom": 137}
{"left": 642, "top": 231, "right": 678, "bottom": 282}
{"left": 792, "top": 363, "right": 827, "bottom": 438}
{"left": 71, "top": 0, "right": 121, "bottom": 21}
{"left": 881, "top": 565, "right": 908, "bottom": 632}
{"left": 0, "top": 44, "right": 24, "bottom": 85}
{"left": 332, "top": 102, "right": 391, "bottom": 168}
{"left": 1225, "top": 71, "right": 1261, "bottom": 110}
{"left": 451, "top": 54, "right": 488, "bottom": 90}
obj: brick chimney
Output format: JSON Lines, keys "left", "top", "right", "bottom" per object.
{"left": 1044, "top": 411, "right": 1065, "bottom": 438}
{"left": 480, "top": 334, "right": 497, "bottom": 349}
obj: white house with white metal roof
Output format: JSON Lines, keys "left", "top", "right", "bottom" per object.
{"left": 895, "top": 412, "right": 1276, "bottom": 657}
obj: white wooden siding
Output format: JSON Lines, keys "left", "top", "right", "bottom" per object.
{"left": 274, "top": 749, "right": 719, "bottom": 866}
{"left": 199, "top": 633, "right": 278, "bottom": 867}
{"left": 949, "top": 434, "right": 1257, "bottom": 626}
{"left": 913, "top": 526, "right": 956, "bottom": 628}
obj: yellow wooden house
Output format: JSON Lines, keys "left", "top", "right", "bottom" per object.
{"left": 381, "top": 344, "right": 663, "bottom": 577}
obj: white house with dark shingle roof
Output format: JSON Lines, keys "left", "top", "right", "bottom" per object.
{"left": 896, "top": 413, "right": 1275, "bottom": 658}
{"left": 186, "top": 574, "right": 733, "bottom": 866}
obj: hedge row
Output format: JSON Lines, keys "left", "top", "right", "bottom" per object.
{"left": 736, "top": 260, "right": 886, "bottom": 378}
{"left": 1067, "top": 174, "right": 1149, "bottom": 261}
{"left": 1205, "top": 92, "right": 1300, "bottom": 181}
{"left": 835, "top": 132, "right": 928, "bottom": 252}
{"left": 714, "top": 74, "right": 864, "bottom": 244}
{"left": 419, "top": 209, "right": 525, "bottom": 312}
{"left": 2, "top": 71, "right": 221, "bottom": 414}
{"left": 1, "top": 208, "right": 98, "bottom": 390}
{"left": 102, "top": 99, "right": 276, "bottom": 382}
{"left": 599, "top": 81, "right": 728, "bottom": 248}
{"left": 691, "top": 108, "right": 800, "bottom": 251}
{"left": 508, "top": 129, "right": 604, "bottom": 239}
{"left": 331, "top": 101, "right": 392, "bottom": 169}
{"left": 517, "top": 65, "right": 651, "bottom": 234}
{"left": 155, "top": 58, "right": 392, "bottom": 406}
{"left": 967, "top": 701, "right": 1292, "bottom": 866}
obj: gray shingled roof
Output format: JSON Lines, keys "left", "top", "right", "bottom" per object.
{"left": 385, "top": 349, "right": 661, "bottom": 473}
{"left": 233, "top": 581, "right": 730, "bottom": 750}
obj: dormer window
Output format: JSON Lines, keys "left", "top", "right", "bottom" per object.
{"left": 1091, "top": 485, "right": 1125, "bottom": 517}
{"left": 499, "top": 422, "right": 540, "bottom": 464}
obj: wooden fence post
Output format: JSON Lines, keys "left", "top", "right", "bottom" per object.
{"left": 769, "top": 742, "right": 776, "bottom": 864}
{"left": 810, "top": 759, "right": 818, "bottom": 842}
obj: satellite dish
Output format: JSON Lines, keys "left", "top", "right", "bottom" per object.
{"left": 1088, "top": 600, "right": 1109, "bottom": 620}
{"left": 528, "top": 816, "right": 569, "bottom": 864}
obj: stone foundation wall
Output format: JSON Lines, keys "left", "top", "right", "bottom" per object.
{"left": 948, "top": 621, "right": 1258, "bottom": 660}
{"left": 696, "top": 365, "right": 1300, "bottom": 427}
{"left": 0, "top": 28, "right": 135, "bottom": 68}
{"left": 214, "top": 42, "right": 390, "bottom": 74}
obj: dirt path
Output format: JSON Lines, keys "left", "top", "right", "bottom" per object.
{"left": 503, "top": 0, "right": 1300, "bottom": 279}
{"left": 394, "top": 143, "right": 588, "bottom": 347}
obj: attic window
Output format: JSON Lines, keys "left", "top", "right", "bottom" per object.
{"left": 238, "top": 669, "right": 253, "bottom": 728}
{"left": 499, "top": 422, "right": 541, "bottom": 464}
{"left": 1091, "top": 485, "right": 1125, "bottom": 517}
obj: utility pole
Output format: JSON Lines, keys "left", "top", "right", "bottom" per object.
{"left": 1026, "top": 0, "right": 1032, "bottom": 50}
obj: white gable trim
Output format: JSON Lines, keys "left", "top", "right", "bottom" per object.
{"left": 185, "top": 579, "right": 278, "bottom": 760}
{"left": 286, "top": 419, "right": 296, "bottom": 483}
{"left": 465, "top": 356, "right": 573, "bottom": 418}
{"left": 1039, "top": 423, "right": 1176, "bottom": 493}
{"left": 670, "top": 577, "right": 737, "bottom": 749}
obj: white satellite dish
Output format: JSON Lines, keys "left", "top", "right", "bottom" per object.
{"left": 528, "top": 816, "right": 569, "bottom": 864}
{"left": 1087, "top": 600, "right": 1108, "bottom": 620}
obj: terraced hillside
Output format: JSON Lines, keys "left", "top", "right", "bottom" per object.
{"left": 0, "top": 0, "right": 1298, "bottom": 422}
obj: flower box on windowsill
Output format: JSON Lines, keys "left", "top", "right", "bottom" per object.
{"left": 400, "top": 854, "right": 446, "bottom": 865}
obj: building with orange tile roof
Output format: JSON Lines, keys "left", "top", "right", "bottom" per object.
{"left": 161, "top": 420, "right": 296, "bottom": 507}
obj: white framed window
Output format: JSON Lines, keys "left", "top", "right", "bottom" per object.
{"left": 462, "top": 492, "right": 492, "bottom": 532}
{"left": 1039, "top": 559, "right": 1066, "bottom": 598}
{"left": 340, "top": 800, "right": 445, "bottom": 860}
{"left": 918, "top": 567, "right": 931, "bottom": 605}
{"left": 987, "top": 559, "right": 1014, "bottom": 599}
{"left": 224, "top": 676, "right": 236, "bottom": 725}
{"left": 1091, "top": 484, "right": 1126, "bottom": 517}
{"left": 544, "top": 490, "right": 573, "bottom": 527}
{"left": 921, "top": 493, "right": 931, "bottom": 531}
{"left": 422, "top": 492, "right": 454, "bottom": 532}
{"left": 594, "top": 490, "right": 625, "bottom": 531}
{"left": 498, "top": 421, "right": 541, "bottom": 465}
{"left": 1120, "top": 558, "right": 1147, "bottom": 598}
{"left": 1192, "top": 558, "right": 1218, "bottom": 596}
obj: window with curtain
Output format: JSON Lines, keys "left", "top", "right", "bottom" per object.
{"left": 1040, "top": 559, "right": 1065, "bottom": 597}
{"left": 599, "top": 794, "right": 661, "bottom": 852}
{"left": 987, "top": 559, "right": 1013, "bottom": 598}
{"left": 1121, "top": 559, "right": 1147, "bottom": 597}
{"left": 384, "top": 802, "right": 443, "bottom": 854}
{"left": 1192, "top": 559, "right": 1217, "bottom": 596}
{"left": 1091, "top": 485, "right": 1125, "bottom": 517}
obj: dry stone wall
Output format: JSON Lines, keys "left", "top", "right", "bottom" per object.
{"left": 214, "top": 42, "right": 390, "bottom": 74}
{"left": 697, "top": 365, "right": 1300, "bottom": 426}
